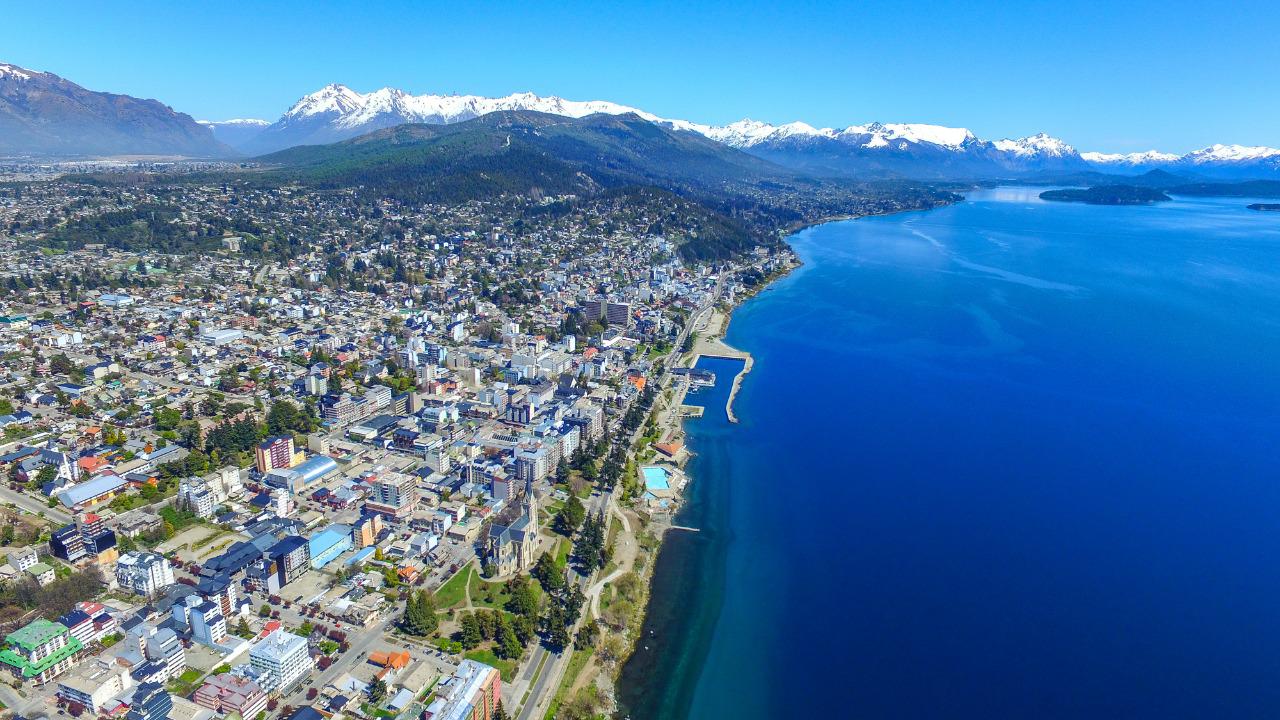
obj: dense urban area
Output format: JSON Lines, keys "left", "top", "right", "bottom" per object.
{"left": 0, "top": 159, "right": 953, "bottom": 720}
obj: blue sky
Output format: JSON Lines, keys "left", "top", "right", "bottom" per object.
{"left": 2, "top": 1, "right": 1276, "bottom": 153}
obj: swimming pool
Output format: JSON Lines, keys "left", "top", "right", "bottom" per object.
{"left": 642, "top": 466, "right": 671, "bottom": 491}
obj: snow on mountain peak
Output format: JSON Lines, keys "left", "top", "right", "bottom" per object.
{"left": 855, "top": 123, "right": 975, "bottom": 149}
{"left": 0, "top": 63, "right": 33, "bottom": 81}
{"left": 1079, "top": 150, "right": 1180, "bottom": 165}
{"left": 993, "top": 133, "right": 1076, "bottom": 157}
{"left": 198, "top": 118, "right": 270, "bottom": 127}
{"left": 285, "top": 83, "right": 367, "bottom": 119}
{"left": 1184, "top": 143, "right": 1280, "bottom": 163}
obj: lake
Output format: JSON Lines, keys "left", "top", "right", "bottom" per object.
{"left": 618, "top": 187, "right": 1280, "bottom": 719}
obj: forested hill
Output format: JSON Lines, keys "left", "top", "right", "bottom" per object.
{"left": 257, "top": 110, "right": 789, "bottom": 201}
{"left": 252, "top": 111, "right": 960, "bottom": 259}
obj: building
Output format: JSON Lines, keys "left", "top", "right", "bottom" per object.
{"left": 605, "top": 301, "right": 632, "bottom": 327}
{"left": 133, "top": 626, "right": 186, "bottom": 682}
{"left": 193, "top": 674, "right": 268, "bottom": 720}
{"left": 7, "top": 547, "right": 38, "bottom": 572}
{"left": 26, "top": 561, "right": 55, "bottom": 586}
{"left": 0, "top": 619, "right": 82, "bottom": 684}
{"left": 352, "top": 514, "right": 383, "bottom": 548}
{"left": 196, "top": 573, "right": 242, "bottom": 623}
{"left": 248, "top": 536, "right": 310, "bottom": 593}
{"left": 57, "top": 660, "right": 131, "bottom": 715}
{"left": 364, "top": 471, "right": 418, "bottom": 519}
{"left": 56, "top": 473, "right": 129, "bottom": 510}
{"left": 199, "top": 327, "right": 243, "bottom": 346}
{"left": 513, "top": 443, "right": 551, "bottom": 485}
{"left": 422, "top": 659, "right": 501, "bottom": 720}
{"left": 178, "top": 478, "right": 218, "bottom": 518}
{"left": 484, "top": 477, "right": 539, "bottom": 577}
{"left": 172, "top": 596, "right": 227, "bottom": 647}
{"left": 307, "top": 525, "right": 353, "bottom": 569}
{"left": 248, "top": 629, "right": 312, "bottom": 694}
{"left": 255, "top": 436, "right": 297, "bottom": 474}
{"left": 126, "top": 682, "right": 173, "bottom": 720}
{"left": 51, "top": 513, "right": 118, "bottom": 565}
{"left": 263, "top": 454, "right": 338, "bottom": 493}
{"left": 116, "top": 552, "right": 175, "bottom": 596}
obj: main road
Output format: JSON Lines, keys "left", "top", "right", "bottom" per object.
{"left": 514, "top": 270, "right": 728, "bottom": 720}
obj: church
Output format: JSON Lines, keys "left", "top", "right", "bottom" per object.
{"left": 484, "top": 476, "right": 539, "bottom": 576}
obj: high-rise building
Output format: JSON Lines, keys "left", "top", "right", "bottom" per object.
{"left": 115, "top": 552, "right": 175, "bottom": 597}
{"left": 172, "top": 596, "right": 227, "bottom": 647}
{"left": 363, "top": 471, "right": 418, "bottom": 519}
{"left": 605, "top": 301, "right": 632, "bottom": 327}
{"left": 135, "top": 626, "right": 185, "bottom": 682}
{"left": 352, "top": 514, "right": 383, "bottom": 548}
{"left": 255, "top": 436, "right": 296, "bottom": 474}
{"left": 249, "top": 629, "right": 312, "bottom": 694}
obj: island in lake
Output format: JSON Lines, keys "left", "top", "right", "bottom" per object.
{"left": 1247, "top": 203, "right": 1280, "bottom": 211}
{"left": 1040, "top": 185, "right": 1172, "bottom": 205}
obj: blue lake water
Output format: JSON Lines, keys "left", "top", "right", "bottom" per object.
{"left": 618, "top": 188, "right": 1280, "bottom": 719}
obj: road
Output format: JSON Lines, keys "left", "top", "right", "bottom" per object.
{"left": 513, "top": 273, "right": 728, "bottom": 719}
{"left": 281, "top": 614, "right": 396, "bottom": 708}
{"left": 0, "top": 483, "right": 72, "bottom": 525}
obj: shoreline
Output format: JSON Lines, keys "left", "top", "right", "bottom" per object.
{"left": 611, "top": 198, "right": 956, "bottom": 716}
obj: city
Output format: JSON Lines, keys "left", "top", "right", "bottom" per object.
{"left": 0, "top": 163, "right": 789, "bottom": 720}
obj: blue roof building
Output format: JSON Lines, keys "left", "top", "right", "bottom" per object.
{"left": 308, "top": 525, "right": 352, "bottom": 569}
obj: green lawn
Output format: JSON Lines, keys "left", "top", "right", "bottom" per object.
{"left": 553, "top": 538, "right": 571, "bottom": 569}
{"left": 468, "top": 572, "right": 512, "bottom": 610}
{"left": 166, "top": 667, "right": 205, "bottom": 697}
{"left": 434, "top": 564, "right": 472, "bottom": 609}
{"left": 464, "top": 648, "right": 517, "bottom": 681}
{"left": 543, "top": 647, "right": 595, "bottom": 720}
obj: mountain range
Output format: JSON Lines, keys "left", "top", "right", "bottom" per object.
{"left": 2, "top": 60, "right": 1278, "bottom": 182}
{"left": 0, "top": 63, "right": 228, "bottom": 158}
{"left": 205, "top": 83, "right": 1280, "bottom": 181}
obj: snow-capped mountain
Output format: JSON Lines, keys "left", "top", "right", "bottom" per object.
{"left": 199, "top": 118, "right": 270, "bottom": 148}
{"left": 234, "top": 84, "right": 661, "bottom": 155}
{"left": 209, "top": 82, "right": 1280, "bottom": 180}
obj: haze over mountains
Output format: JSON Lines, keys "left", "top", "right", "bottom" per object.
{"left": 3, "top": 60, "right": 1279, "bottom": 182}
{"left": 0, "top": 63, "right": 228, "bottom": 158}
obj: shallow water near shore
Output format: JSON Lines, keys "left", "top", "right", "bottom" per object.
{"left": 619, "top": 187, "right": 1280, "bottom": 719}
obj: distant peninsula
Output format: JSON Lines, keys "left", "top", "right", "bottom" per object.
{"left": 1040, "top": 185, "right": 1172, "bottom": 205}
{"left": 1247, "top": 203, "right": 1280, "bottom": 211}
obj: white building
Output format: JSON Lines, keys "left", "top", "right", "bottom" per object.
{"left": 115, "top": 552, "right": 175, "bottom": 596}
{"left": 172, "top": 596, "right": 227, "bottom": 648}
{"left": 248, "top": 629, "right": 312, "bottom": 694}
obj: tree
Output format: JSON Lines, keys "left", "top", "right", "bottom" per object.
{"left": 532, "top": 552, "right": 565, "bottom": 593}
{"left": 573, "top": 512, "right": 607, "bottom": 572}
{"left": 554, "top": 495, "right": 586, "bottom": 536}
{"left": 368, "top": 678, "right": 387, "bottom": 705}
{"left": 495, "top": 615, "right": 523, "bottom": 660}
{"left": 459, "top": 613, "right": 483, "bottom": 649}
{"left": 575, "top": 619, "right": 600, "bottom": 648}
{"left": 401, "top": 589, "right": 438, "bottom": 636}
{"left": 236, "top": 618, "right": 253, "bottom": 638}
{"left": 505, "top": 576, "right": 538, "bottom": 619}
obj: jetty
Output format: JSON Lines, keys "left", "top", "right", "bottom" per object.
{"left": 687, "top": 307, "right": 753, "bottom": 423}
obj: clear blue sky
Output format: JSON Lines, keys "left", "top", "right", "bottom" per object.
{"left": 2, "top": 1, "right": 1276, "bottom": 153}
